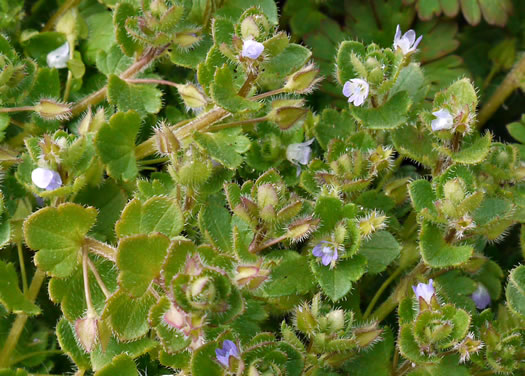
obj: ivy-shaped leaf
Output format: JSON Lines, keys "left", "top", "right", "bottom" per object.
{"left": 311, "top": 255, "right": 367, "bottom": 301}
{"left": 23, "top": 203, "right": 97, "bottom": 278}
{"left": 352, "top": 92, "right": 411, "bottom": 130}
{"left": 115, "top": 196, "right": 184, "bottom": 239}
{"left": 420, "top": 221, "right": 473, "bottom": 268}
{"left": 359, "top": 232, "right": 401, "bottom": 274}
{"left": 210, "top": 64, "right": 261, "bottom": 113}
{"left": 95, "top": 110, "right": 140, "bottom": 181}
{"left": 102, "top": 290, "right": 156, "bottom": 341}
{"left": 194, "top": 128, "right": 251, "bottom": 169}
{"left": 107, "top": 75, "right": 163, "bottom": 115}
{"left": 117, "top": 233, "right": 170, "bottom": 297}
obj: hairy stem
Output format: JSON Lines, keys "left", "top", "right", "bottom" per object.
{"left": 82, "top": 247, "right": 95, "bottom": 315}
{"left": 210, "top": 116, "right": 268, "bottom": 132}
{"left": 87, "top": 259, "right": 111, "bottom": 299}
{"left": 477, "top": 53, "right": 525, "bottom": 128}
{"left": 135, "top": 107, "right": 230, "bottom": 159}
{"left": 70, "top": 46, "right": 168, "bottom": 116}
{"left": 17, "top": 242, "right": 28, "bottom": 294}
{"left": 0, "top": 269, "right": 46, "bottom": 367}
{"left": 84, "top": 237, "right": 117, "bottom": 262}
{"left": 126, "top": 78, "right": 180, "bottom": 89}
{"left": 0, "top": 106, "right": 35, "bottom": 113}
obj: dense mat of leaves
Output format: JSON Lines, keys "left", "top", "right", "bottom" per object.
{"left": 1, "top": 0, "right": 525, "bottom": 375}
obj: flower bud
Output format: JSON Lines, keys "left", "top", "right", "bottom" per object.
{"left": 175, "top": 83, "right": 208, "bottom": 109}
{"left": 155, "top": 122, "right": 180, "bottom": 155}
{"left": 176, "top": 158, "right": 212, "bottom": 187}
{"left": 257, "top": 184, "right": 279, "bottom": 209}
{"left": 358, "top": 210, "right": 387, "bottom": 238}
{"left": 240, "top": 17, "right": 260, "bottom": 40}
{"left": 354, "top": 325, "right": 382, "bottom": 348}
{"left": 286, "top": 217, "right": 319, "bottom": 242}
{"left": 267, "top": 106, "right": 308, "bottom": 130}
{"left": 189, "top": 276, "right": 216, "bottom": 308}
{"left": 295, "top": 305, "right": 317, "bottom": 335}
{"left": 443, "top": 178, "right": 465, "bottom": 203}
{"left": 173, "top": 32, "right": 201, "bottom": 49}
{"left": 326, "top": 310, "right": 345, "bottom": 332}
{"left": 284, "top": 64, "right": 321, "bottom": 94}
{"left": 235, "top": 264, "right": 270, "bottom": 289}
{"left": 75, "top": 316, "right": 98, "bottom": 353}
{"left": 163, "top": 304, "right": 187, "bottom": 330}
{"left": 34, "top": 99, "right": 71, "bottom": 120}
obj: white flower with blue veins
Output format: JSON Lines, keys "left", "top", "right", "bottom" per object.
{"left": 47, "top": 42, "right": 70, "bottom": 69}
{"left": 342, "top": 78, "right": 369, "bottom": 106}
{"left": 31, "top": 167, "right": 62, "bottom": 191}
{"left": 241, "top": 39, "right": 264, "bottom": 59}
{"left": 431, "top": 109, "right": 454, "bottom": 131}
{"left": 393, "top": 25, "right": 423, "bottom": 55}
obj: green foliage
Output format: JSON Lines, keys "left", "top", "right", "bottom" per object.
{"left": 23, "top": 204, "right": 97, "bottom": 278}
{"left": 1, "top": 0, "right": 525, "bottom": 375}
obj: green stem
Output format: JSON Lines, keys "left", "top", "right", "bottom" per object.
{"left": 0, "top": 269, "right": 46, "bottom": 368}
{"left": 17, "top": 242, "right": 28, "bottom": 294}
{"left": 0, "top": 106, "right": 35, "bottom": 113}
{"left": 70, "top": 46, "right": 168, "bottom": 117}
{"left": 42, "top": 0, "right": 81, "bottom": 31}
{"left": 11, "top": 349, "right": 63, "bottom": 365}
{"left": 477, "top": 53, "right": 525, "bottom": 128}
{"left": 126, "top": 78, "right": 180, "bottom": 89}
{"left": 84, "top": 237, "right": 117, "bottom": 262}
{"left": 363, "top": 265, "right": 404, "bottom": 320}
{"left": 210, "top": 116, "right": 268, "bottom": 131}
{"left": 87, "top": 259, "right": 111, "bottom": 299}
{"left": 82, "top": 247, "right": 95, "bottom": 315}
{"left": 251, "top": 88, "right": 285, "bottom": 101}
{"left": 135, "top": 106, "right": 230, "bottom": 159}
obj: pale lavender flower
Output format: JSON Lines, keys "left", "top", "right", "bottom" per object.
{"left": 393, "top": 25, "right": 423, "bottom": 55}
{"left": 312, "top": 241, "right": 339, "bottom": 266}
{"left": 47, "top": 42, "right": 70, "bottom": 69}
{"left": 215, "top": 340, "right": 240, "bottom": 368}
{"left": 241, "top": 39, "right": 264, "bottom": 59}
{"left": 412, "top": 279, "right": 435, "bottom": 304}
{"left": 471, "top": 284, "right": 491, "bottom": 310}
{"left": 31, "top": 168, "right": 62, "bottom": 191}
{"left": 287, "top": 139, "right": 314, "bottom": 166}
{"left": 342, "top": 78, "right": 369, "bottom": 106}
{"left": 431, "top": 109, "right": 454, "bottom": 131}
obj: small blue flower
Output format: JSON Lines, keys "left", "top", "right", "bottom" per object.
{"left": 471, "top": 284, "right": 491, "bottom": 310}
{"left": 393, "top": 25, "right": 423, "bottom": 55}
{"left": 31, "top": 167, "right": 62, "bottom": 191}
{"left": 431, "top": 109, "right": 454, "bottom": 131}
{"left": 215, "top": 340, "right": 239, "bottom": 368}
{"left": 342, "top": 78, "right": 369, "bottom": 106}
{"left": 47, "top": 42, "right": 70, "bottom": 69}
{"left": 312, "top": 241, "right": 338, "bottom": 266}
{"left": 412, "top": 279, "right": 434, "bottom": 304}
{"left": 241, "top": 39, "right": 264, "bottom": 59}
